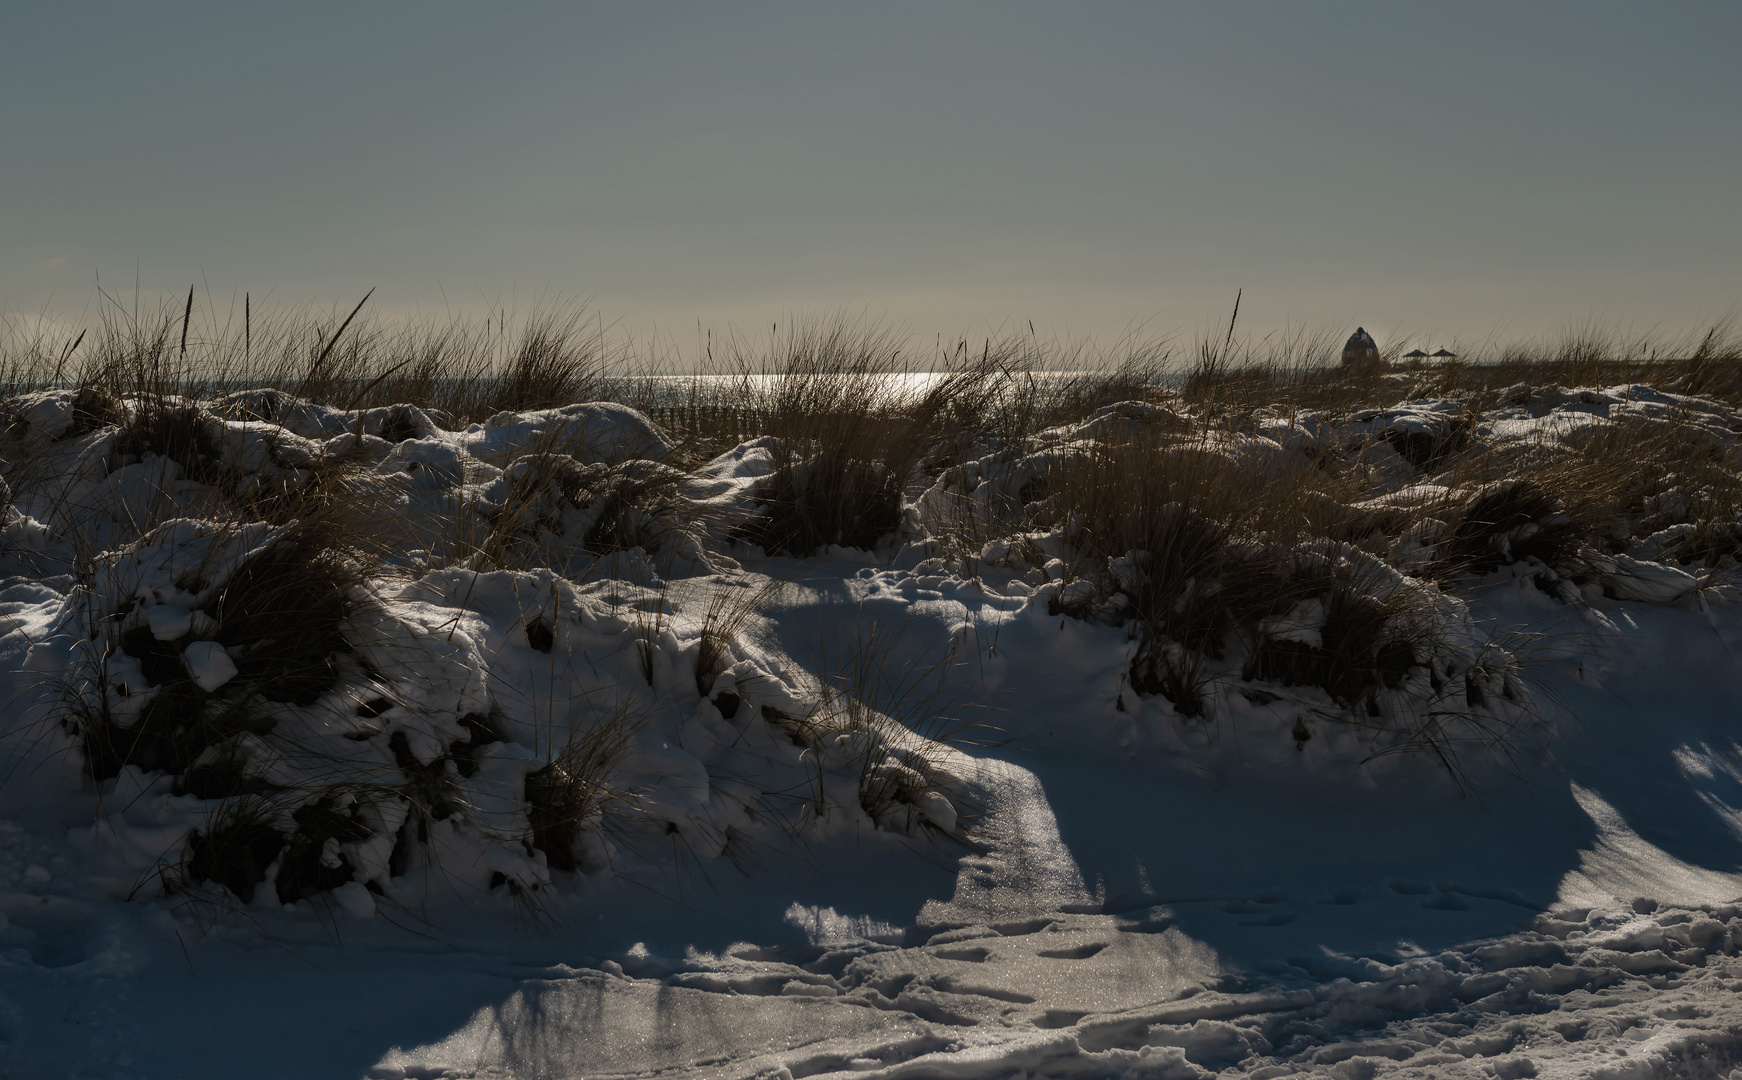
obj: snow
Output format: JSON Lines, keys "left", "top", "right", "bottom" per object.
{"left": 180, "top": 640, "right": 237, "bottom": 692}
{"left": 4, "top": 382, "right": 1742, "bottom": 1077}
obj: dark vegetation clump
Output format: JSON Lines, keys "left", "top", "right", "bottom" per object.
{"left": 67, "top": 384, "right": 125, "bottom": 437}
{"left": 524, "top": 712, "right": 640, "bottom": 873}
{"left": 720, "top": 320, "right": 918, "bottom": 556}
{"left": 80, "top": 519, "right": 371, "bottom": 787}
{"left": 720, "top": 318, "right": 1024, "bottom": 556}
{"left": 1379, "top": 410, "right": 1475, "bottom": 471}
{"left": 735, "top": 452, "right": 902, "bottom": 555}
{"left": 112, "top": 401, "right": 226, "bottom": 485}
{"left": 1432, "top": 479, "right": 1577, "bottom": 576}
{"left": 1242, "top": 586, "right": 1421, "bottom": 714}
{"left": 177, "top": 741, "right": 269, "bottom": 800}
{"left": 82, "top": 672, "right": 271, "bottom": 783}
{"left": 559, "top": 459, "right": 690, "bottom": 554}
{"left": 374, "top": 403, "right": 432, "bottom": 444}
{"left": 176, "top": 792, "right": 382, "bottom": 906}
{"left": 273, "top": 797, "right": 373, "bottom": 904}
{"left": 450, "top": 711, "right": 504, "bottom": 776}
{"left": 204, "top": 523, "right": 363, "bottom": 706}
{"left": 524, "top": 764, "right": 587, "bottom": 873}
{"left": 1027, "top": 430, "right": 1463, "bottom": 726}
{"left": 388, "top": 730, "right": 465, "bottom": 830}
{"left": 180, "top": 796, "right": 285, "bottom": 904}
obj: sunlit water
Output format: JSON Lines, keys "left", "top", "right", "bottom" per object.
{"left": 614, "top": 368, "right": 1191, "bottom": 407}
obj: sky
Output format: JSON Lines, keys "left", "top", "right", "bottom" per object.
{"left": 2, "top": 1, "right": 1738, "bottom": 356}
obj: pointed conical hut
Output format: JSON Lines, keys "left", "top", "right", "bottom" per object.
{"left": 1341, "top": 327, "right": 1380, "bottom": 367}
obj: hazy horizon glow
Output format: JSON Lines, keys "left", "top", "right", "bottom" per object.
{"left": 3, "top": 2, "right": 1737, "bottom": 352}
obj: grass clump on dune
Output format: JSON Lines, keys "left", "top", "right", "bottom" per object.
{"left": 3, "top": 293, "right": 622, "bottom": 427}
{"left": 804, "top": 614, "right": 979, "bottom": 837}
{"left": 714, "top": 317, "right": 1138, "bottom": 556}
{"left": 524, "top": 705, "right": 642, "bottom": 875}
{"left": 75, "top": 514, "right": 378, "bottom": 788}
{"left": 721, "top": 318, "right": 929, "bottom": 555}
{"left": 177, "top": 793, "right": 285, "bottom": 904}
{"left": 1025, "top": 429, "right": 1440, "bottom": 721}
{"left": 481, "top": 454, "right": 703, "bottom": 569}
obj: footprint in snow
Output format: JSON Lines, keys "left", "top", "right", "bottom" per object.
{"left": 1036, "top": 942, "right": 1108, "bottom": 960}
{"left": 1443, "top": 883, "right": 1545, "bottom": 911}
{"left": 1220, "top": 893, "right": 1286, "bottom": 914}
{"left": 1421, "top": 891, "right": 1471, "bottom": 911}
{"left": 1114, "top": 914, "right": 1177, "bottom": 935}
{"left": 1387, "top": 878, "right": 1472, "bottom": 909}
{"left": 1390, "top": 879, "right": 1544, "bottom": 912}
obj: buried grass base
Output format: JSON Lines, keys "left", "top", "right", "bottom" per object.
{"left": 733, "top": 449, "right": 903, "bottom": 556}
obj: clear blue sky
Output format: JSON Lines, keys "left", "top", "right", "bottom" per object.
{"left": 3, "top": 1, "right": 1737, "bottom": 350}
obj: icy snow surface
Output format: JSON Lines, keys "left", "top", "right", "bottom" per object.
{"left": 4, "top": 386, "right": 1742, "bottom": 1078}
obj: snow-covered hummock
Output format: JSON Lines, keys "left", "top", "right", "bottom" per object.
{"left": 0, "top": 389, "right": 690, "bottom": 581}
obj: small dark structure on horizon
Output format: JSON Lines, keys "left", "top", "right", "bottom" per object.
{"left": 1402, "top": 349, "right": 1429, "bottom": 360}
{"left": 1431, "top": 348, "right": 1458, "bottom": 360}
{"left": 1341, "top": 327, "right": 1380, "bottom": 367}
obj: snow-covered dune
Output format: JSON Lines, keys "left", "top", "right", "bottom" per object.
{"left": 4, "top": 382, "right": 1742, "bottom": 1077}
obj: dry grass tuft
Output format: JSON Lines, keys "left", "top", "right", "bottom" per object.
{"left": 525, "top": 702, "right": 643, "bottom": 874}
{"left": 1006, "top": 424, "right": 1526, "bottom": 750}
{"left": 205, "top": 519, "right": 374, "bottom": 706}
{"left": 74, "top": 511, "right": 382, "bottom": 789}
{"left": 721, "top": 316, "right": 1022, "bottom": 555}
{"left": 692, "top": 575, "right": 788, "bottom": 706}
{"left": 801, "top": 611, "right": 981, "bottom": 836}
{"left": 176, "top": 793, "right": 285, "bottom": 904}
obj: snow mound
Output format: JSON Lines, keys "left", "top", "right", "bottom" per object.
{"left": 0, "top": 389, "right": 974, "bottom": 921}
{"left": 902, "top": 382, "right": 1742, "bottom": 774}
